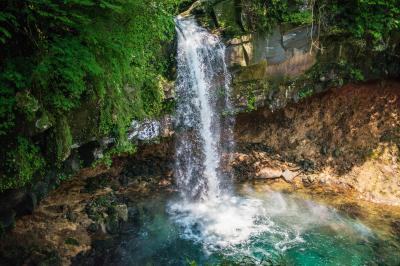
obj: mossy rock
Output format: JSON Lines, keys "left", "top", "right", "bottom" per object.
{"left": 67, "top": 98, "right": 100, "bottom": 146}
{"left": 233, "top": 60, "right": 268, "bottom": 83}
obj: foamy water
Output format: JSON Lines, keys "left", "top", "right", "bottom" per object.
{"left": 167, "top": 188, "right": 373, "bottom": 258}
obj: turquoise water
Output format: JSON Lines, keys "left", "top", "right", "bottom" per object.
{"left": 96, "top": 187, "right": 400, "bottom": 266}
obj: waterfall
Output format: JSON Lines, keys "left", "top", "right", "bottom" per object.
{"left": 169, "top": 16, "right": 302, "bottom": 255}
{"left": 174, "top": 17, "right": 234, "bottom": 201}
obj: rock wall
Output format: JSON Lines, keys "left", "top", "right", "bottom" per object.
{"left": 186, "top": 0, "right": 400, "bottom": 111}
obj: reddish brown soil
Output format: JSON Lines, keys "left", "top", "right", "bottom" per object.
{"left": 234, "top": 80, "right": 400, "bottom": 205}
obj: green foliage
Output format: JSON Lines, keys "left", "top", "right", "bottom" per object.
{"left": 246, "top": 94, "right": 257, "bottom": 112}
{"left": 298, "top": 87, "right": 313, "bottom": 99}
{"left": 241, "top": 0, "right": 312, "bottom": 33}
{"left": 1, "top": 137, "right": 45, "bottom": 192}
{"left": 0, "top": 0, "right": 181, "bottom": 191}
{"left": 64, "top": 237, "right": 80, "bottom": 246}
{"left": 317, "top": 0, "right": 400, "bottom": 45}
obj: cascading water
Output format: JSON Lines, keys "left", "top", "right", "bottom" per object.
{"left": 174, "top": 16, "right": 234, "bottom": 201}
{"left": 169, "top": 16, "right": 301, "bottom": 254}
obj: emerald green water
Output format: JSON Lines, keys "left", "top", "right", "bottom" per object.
{"left": 96, "top": 186, "right": 400, "bottom": 266}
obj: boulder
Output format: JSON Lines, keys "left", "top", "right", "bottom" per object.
{"left": 114, "top": 204, "right": 128, "bottom": 222}
{"left": 257, "top": 167, "right": 282, "bottom": 179}
{"left": 282, "top": 169, "right": 299, "bottom": 183}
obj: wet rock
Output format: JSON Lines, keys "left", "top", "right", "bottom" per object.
{"left": 106, "top": 216, "right": 120, "bottom": 234}
{"left": 257, "top": 167, "right": 282, "bottom": 179}
{"left": 99, "top": 221, "right": 107, "bottom": 234}
{"left": 282, "top": 169, "right": 299, "bottom": 183}
{"left": 114, "top": 204, "right": 128, "bottom": 223}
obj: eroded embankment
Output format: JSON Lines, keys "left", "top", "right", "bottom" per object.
{"left": 233, "top": 80, "right": 400, "bottom": 205}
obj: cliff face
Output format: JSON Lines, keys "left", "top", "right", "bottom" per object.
{"left": 187, "top": 0, "right": 400, "bottom": 111}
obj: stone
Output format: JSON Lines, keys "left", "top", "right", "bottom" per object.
{"left": 282, "top": 25, "right": 312, "bottom": 52}
{"left": 114, "top": 204, "right": 128, "bottom": 222}
{"left": 226, "top": 45, "right": 248, "bottom": 67}
{"left": 234, "top": 60, "right": 268, "bottom": 83}
{"left": 282, "top": 169, "right": 299, "bottom": 183}
{"left": 99, "top": 221, "right": 107, "bottom": 234}
{"left": 106, "top": 216, "right": 120, "bottom": 234}
{"left": 257, "top": 167, "right": 283, "bottom": 179}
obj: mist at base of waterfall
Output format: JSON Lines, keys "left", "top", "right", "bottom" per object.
{"left": 101, "top": 185, "right": 400, "bottom": 266}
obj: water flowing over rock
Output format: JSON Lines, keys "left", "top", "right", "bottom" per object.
{"left": 174, "top": 16, "right": 234, "bottom": 201}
